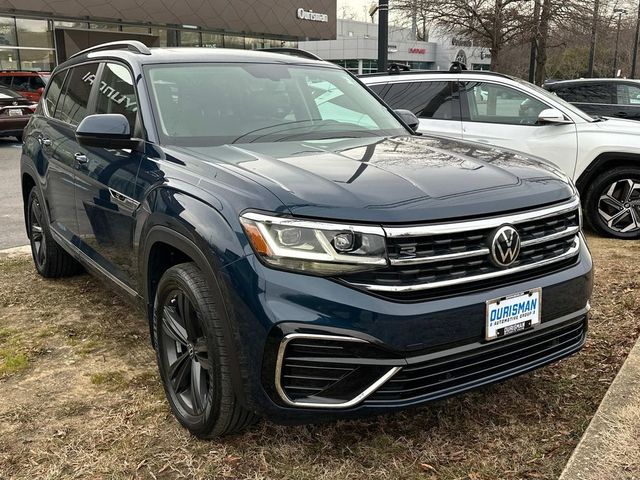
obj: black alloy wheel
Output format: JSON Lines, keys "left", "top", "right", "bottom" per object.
{"left": 585, "top": 167, "right": 640, "bottom": 239}
{"left": 153, "top": 263, "right": 257, "bottom": 438}
{"left": 159, "top": 289, "right": 211, "bottom": 417}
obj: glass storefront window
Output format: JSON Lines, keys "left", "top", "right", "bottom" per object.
{"left": 122, "top": 26, "right": 152, "bottom": 34}
{"left": 54, "top": 21, "right": 89, "bottom": 29}
{"left": 223, "top": 35, "right": 244, "bottom": 49}
{"left": 19, "top": 48, "right": 54, "bottom": 71}
{"left": 16, "top": 18, "right": 53, "bottom": 48}
{"left": 0, "top": 48, "right": 18, "bottom": 69}
{"left": 0, "top": 17, "right": 17, "bottom": 46}
{"left": 244, "top": 37, "right": 264, "bottom": 50}
{"left": 201, "top": 32, "right": 222, "bottom": 48}
{"left": 89, "top": 23, "right": 121, "bottom": 31}
{"left": 180, "top": 30, "right": 201, "bottom": 47}
{"left": 151, "top": 28, "right": 167, "bottom": 47}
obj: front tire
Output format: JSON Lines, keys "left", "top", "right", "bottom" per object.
{"left": 584, "top": 167, "right": 640, "bottom": 239}
{"left": 27, "top": 187, "right": 81, "bottom": 277}
{"left": 153, "top": 262, "right": 258, "bottom": 438}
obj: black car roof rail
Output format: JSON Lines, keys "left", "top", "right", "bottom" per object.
{"left": 0, "top": 69, "right": 48, "bottom": 73}
{"left": 70, "top": 40, "right": 152, "bottom": 59}
{"left": 258, "top": 48, "right": 324, "bottom": 61}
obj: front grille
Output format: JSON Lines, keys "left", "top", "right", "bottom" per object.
{"left": 366, "top": 317, "right": 586, "bottom": 405}
{"left": 340, "top": 198, "right": 581, "bottom": 301}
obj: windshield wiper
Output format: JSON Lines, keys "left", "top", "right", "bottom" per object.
{"left": 230, "top": 119, "right": 323, "bottom": 144}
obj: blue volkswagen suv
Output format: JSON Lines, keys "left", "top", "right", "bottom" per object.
{"left": 21, "top": 41, "right": 593, "bottom": 438}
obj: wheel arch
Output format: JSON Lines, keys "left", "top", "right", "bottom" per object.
{"left": 576, "top": 152, "right": 640, "bottom": 196}
{"left": 140, "top": 225, "right": 251, "bottom": 409}
{"left": 21, "top": 171, "right": 37, "bottom": 238}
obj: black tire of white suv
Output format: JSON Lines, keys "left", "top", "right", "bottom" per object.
{"left": 584, "top": 167, "right": 640, "bottom": 239}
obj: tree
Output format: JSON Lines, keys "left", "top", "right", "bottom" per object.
{"left": 394, "top": 0, "right": 534, "bottom": 70}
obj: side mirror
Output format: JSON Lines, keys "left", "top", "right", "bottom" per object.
{"left": 36, "top": 87, "right": 44, "bottom": 94}
{"left": 76, "top": 114, "right": 140, "bottom": 149}
{"left": 394, "top": 109, "right": 420, "bottom": 131}
{"left": 537, "top": 108, "right": 571, "bottom": 125}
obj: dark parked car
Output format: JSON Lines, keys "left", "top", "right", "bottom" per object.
{"left": 21, "top": 42, "right": 593, "bottom": 438}
{"left": 545, "top": 78, "right": 640, "bottom": 121}
{"left": 0, "top": 86, "right": 36, "bottom": 142}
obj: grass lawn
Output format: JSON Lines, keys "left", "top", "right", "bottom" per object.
{"left": 0, "top": 235, "right": 639, "bottom": 479}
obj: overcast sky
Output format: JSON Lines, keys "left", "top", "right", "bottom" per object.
{"left": 337, "top": 0, "right": 375, "bottom": 22}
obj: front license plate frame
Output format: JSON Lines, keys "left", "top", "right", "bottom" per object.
{"left": 485, "top": 288, "right": 541, "bottom": 341}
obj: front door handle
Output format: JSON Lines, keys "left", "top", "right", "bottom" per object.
{"left": 74, "top": 152, "right": 88, "bottom": 165}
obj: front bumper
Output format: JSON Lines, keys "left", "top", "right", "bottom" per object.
{"left": 220, "top": 236, "right": 593, "bottom": 423}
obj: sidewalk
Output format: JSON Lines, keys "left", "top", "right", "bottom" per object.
{"left": 560, "top": 335, "right": 640, "bottom": 480}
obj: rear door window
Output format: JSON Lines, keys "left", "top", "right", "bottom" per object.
{"left": 55, "top": 63, "right": 99, "bottom": 126}
{"left": 558, "top": 83, "right": 614, "bottom": 104}
{"left": 0, "top": 76, "right": 12, "bottom": 88}
{"left": 43, "top": 71, "right": 66, "bottom": 116}
{"left": 381, "top": 81, "right": 459, "bottom": 120}
{"left": 94, "top": 63, "right": 138, "bottom": 133}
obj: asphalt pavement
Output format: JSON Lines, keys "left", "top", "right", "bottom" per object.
{"left": 0, "top": 138, "right": 28, "bottom": 249}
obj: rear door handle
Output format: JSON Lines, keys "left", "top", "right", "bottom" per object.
{"left": 616, "top": 111, "right": 628, "bottom": 117}
{"left": 74, "top": 152, "right": 88, "bottom": 165}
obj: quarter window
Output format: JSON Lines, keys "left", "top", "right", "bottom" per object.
{"left": 43, "top": 71, "right": 65, "bottom": 116}
{"left": 463, "top": 82, "right": 548, "bottom": 126}
{"left": 616, "top": 84, "right": 640, "bottom": 105}
{"left": 382, "top": 81, "right": 458, "bottom": 120}
{"left": 55, "top": 63, "right": 98, "bottom": 126}
{"left": 95, "top": 63, "right": 138, "bottom": 133}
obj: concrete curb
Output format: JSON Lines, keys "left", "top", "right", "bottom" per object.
{"left": 560, "top": 335, "right": 640, "bottom": 479}
{"left": 0, "top": 245, "right": 31, "bottom": 257}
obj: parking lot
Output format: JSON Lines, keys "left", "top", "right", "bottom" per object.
{"left": 1, "top": 234, "right": 639, "bottom": 479}
{"left": 0, "top": 140, "right": 27, "bottom": 249}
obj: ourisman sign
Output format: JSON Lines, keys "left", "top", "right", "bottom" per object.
{"left": 296, "top": 8, "right": 329, "bottom": 23}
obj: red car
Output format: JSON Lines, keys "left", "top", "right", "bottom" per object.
{"left": 0, "top": 86, "right": 36, "bottom": 142}
{"left": 0, "top": 71, "right": 50, "bottom": 102}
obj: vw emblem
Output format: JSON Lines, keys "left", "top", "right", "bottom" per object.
{"left": 489, "top": 225, "right": 521, "bottom": 267}
{"left": 11, "top": 101, "right": 17, "bottom": 106}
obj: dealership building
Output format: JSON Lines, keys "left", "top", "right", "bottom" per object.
{"left": 0, "top": 0, "right": 336, "bottom": 71}
{"left": 299, "top": 19, "right": 491, "bottom": 74}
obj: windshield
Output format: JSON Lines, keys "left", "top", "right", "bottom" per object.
{"left": 145, "top": 63, "right": 407, "bottom": 146}
{"left": 511, "top": 77, "right": 596, "bottom": 122}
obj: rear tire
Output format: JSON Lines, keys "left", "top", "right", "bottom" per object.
{"left": 27, "top": 187, "right": 82, "bottom": 277}
{"left": 153, "top": 262, "right": 258, "bottom": 438}
{"left": 584, "top": 167, "right": 640, "bottom": 239}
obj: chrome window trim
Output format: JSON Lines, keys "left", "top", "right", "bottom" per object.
{"left": 383, "top": 196, "right": 580, "bottom": 238}
{"left": 348, "top": 235, "right": 581, "bottom": 293}
{"left": 274, "top": 333, "right": 400, "bottom": 409}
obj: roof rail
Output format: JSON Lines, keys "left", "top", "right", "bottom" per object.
{"left": 258, "top": 48, "right": 324, "bottom": 61}
{"left": 70, "top": 40, "right": 152, "bottom": 59}
{"left": 359, "top": 69, "right": 513, "bottom": 80}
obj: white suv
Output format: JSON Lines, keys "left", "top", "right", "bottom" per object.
{"left": 362, "top": 70, "right": 640, "bottom": 239}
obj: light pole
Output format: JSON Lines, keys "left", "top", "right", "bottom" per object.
{"left": 613, "top": 8, "right": 627, "bottom": 77}
{"left": 369, "top": 0, "right": 389, "bottom": 73}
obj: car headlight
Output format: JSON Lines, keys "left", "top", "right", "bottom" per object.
{"left": 240, "top": 212, "right": 387, "bottom": 275}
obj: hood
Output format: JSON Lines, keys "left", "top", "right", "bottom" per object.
{"left": 169, "top": 135, "right": 574, "bottom": 223}
{"left": 596, "top": 116, "right": 640, "bottom": 134}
